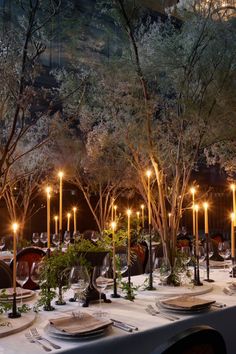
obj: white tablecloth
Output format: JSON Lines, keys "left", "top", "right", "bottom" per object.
{"left": 1, "top": 269, "right": 236, "bottom": 354}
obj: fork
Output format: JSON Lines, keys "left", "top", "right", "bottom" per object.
{"left": 30, "top": 328, "right": 61, "bottom": 349}
{"left": 146, "top": 305, "right": 179, "bottom": 321}
{"left": 25, "top": 333, "right": 52, "bottom": 352}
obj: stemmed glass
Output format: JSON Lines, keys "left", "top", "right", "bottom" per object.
{"left": 116, "top": 253, "right": 128, "bottom": 276}
{"left": 64, "top": 231, "right": 71, "bottom": 248}
{"left": 155, "top": 258, "right": 171, "bottom": 286}
{"left": 40, "top": 232, "right": 47, "bottom": 248}
{"left": 218, "top": 242, "right": 231, "bottom": 271}
{"left": 92, "top": 265, "right": 109, "bottom": 317}
{"left": 69, "top": 266, "right": 89, "bottom": 316}
{"left": 0, "top": 237, "right": 5, "bottom": 254}
{"left": 52, "top": 233, "right": 60, "bottom": 248}
{"left": 16, "top": 261, "right": 29, "bottom": 306}
{"left": 30, "top": 261, "right": 42, "bottom": 287}
{"left": 32, "top": 233, "right": 39, "bottom": 246}
{"left": 181, "top": 246, "right": 191, "bottom": 266}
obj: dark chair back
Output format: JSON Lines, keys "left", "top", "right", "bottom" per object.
{"left": 10, "top": 247, "right": 46, "bottom": 290}
{"left": 0, "top": 260, "right": 12, "bottom": 289}
{"left": 150, "top": 326, "right": 227, "bottom": 354}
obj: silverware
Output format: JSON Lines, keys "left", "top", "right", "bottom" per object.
{"left": 25, "top": 333, "right": 52, "bottom": 352}
{"left": 212, "top": 302, "right": 226, "bottom": 308}
{"left": 30, "top": 327, "right": 61, "bottom": 349}
{"left": 112, "top": 321, "right": 133, "bottom": 332}
{"left": 223, "top": 287, "right": 234, "bottom": 296}
{"left": 145, "top": 305, "right": 178, "bottom": 321}
{"left": 110, "top": 319, "right": 138, "bottom": 331}
{"left": 153, "top": 304, "right": 180, "bottom": 320}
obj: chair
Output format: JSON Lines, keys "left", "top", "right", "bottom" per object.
{"left": 0, "top": 260, "right": 13, "bottom": 289}
{"left": 150, "top": 326, "right": 227, "bottom": 354}
{"left": 10, "top": 247, "right": 46, "bottom": 290}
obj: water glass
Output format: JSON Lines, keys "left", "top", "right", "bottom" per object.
{"left": 16, "top": 261, "right": 29, "bottom": 306}
{"left": 69, "top": 266, "right": 89, "bottom": 314}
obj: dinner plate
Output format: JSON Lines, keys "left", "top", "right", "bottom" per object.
{"left": 45, "top": 323, "right": 108, "bottom": 341}
{"left": 157, "top": 297, "right": 214, "bottom": 314}
{"left": 0, "top": 290, "right": 35, "bottom": 302}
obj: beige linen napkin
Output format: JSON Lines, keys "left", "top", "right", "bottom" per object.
{"left": 49, "top": 313, "right": 112, "bottom": 335}
{"left": 0, "top": 287, "right": 32, "bottom": 297}
{"left": 161, "top": 296, "right": 215, "bottom": 310}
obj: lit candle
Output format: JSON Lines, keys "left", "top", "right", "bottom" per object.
{"left": 111, "top": 221, "right": 117, "bottom": 278}
{"left": 168, "top": 213, "right": 171, "bottom": 228}
{"left": 195, "top": 204, "right": 199, "bottom": 254}
{"left": 12, "top": 223, "right": 19, "bottom": 294}
{"left": 231, "top": 184, "right": 236, "bottom": 226}
{"left": 146, "top": 170, "right": 152, "bottom": 227}
{"left": 46, "top": 186, "right": 51, "bottom": 249}
{"left": 127, "top": 209, "right": 132, "bottom": 265}
{"left": 141, "top": 204, "right": 145, "bottom": 228}
{"left": 190, "top": 187, "right": 196, "bottom": 236}
{"left": 114, "top": 205, "right": 117, "bottom": 221}
{"left": 73, "top": 207, "right": 77, "bottom": 233}
{"left": 111, "top": 198, "right": 114, "bottom": 221}
{"left": 231, "top": 213, "right": 235, "bottom": 258}
{"left": 67, "top": 213, "right": 71, "bottom": 231}
{"left": 54, "top": 216, "right": 58, "bottom": 234}
{"left": 136, "top": 211, "right": 140, "bottom": 231}
{"left": 58, "top": 171, "right": 64, "bottom": 231}
{"left": 203, "top": 202, "right": 209, "bottom": 234}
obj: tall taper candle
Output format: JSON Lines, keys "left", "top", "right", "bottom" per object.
{"left": 67, "top": 213, "right": 71, "bottom": 232}
{"left": 141, "top": 204, "right": 145, "bottom": 228}
{"left": 54, "top": 216, "right": 58, "bottom": 234}
{"left": 111, "top": 221, "right": 116, "bottom": 277}
{"left": 73, "top": 207, "right": 77, "bottom": 233}
{"left": 58, "top": 171, "right": 64, "bottom": 231}
{"left": 231, "top": 184, "right": 236, "bottom": 227}
{"left": 127, "top": 209, "right": 132, "bottom": 266}
{"left": 114, "top": 205, "right": 117, "bottom": 221}
{"left": 195, "top": 204, "right": 199, "bottom": 254}
{"left": 231, "top": 213, "right": 235, "bottom": 258}
{"left": 46, "top": 186, "right": 51, "bottom": 249}
{"left": 12, "top": 223, "right": 19, "bottom": 293}
{"left": 191, "top": 187, "right": 196, "bottom": 236}
{"left": 146, "top": 171, "right": 152, "bottom": 226}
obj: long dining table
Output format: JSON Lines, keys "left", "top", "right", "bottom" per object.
{"left": 1, "top": 268, "right": 236, "bottom": 354}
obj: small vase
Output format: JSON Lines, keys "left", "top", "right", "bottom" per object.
{"left": 55, "top": 287, "right": 66, "bottom": 305}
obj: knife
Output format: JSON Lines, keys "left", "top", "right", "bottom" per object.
{"left": 112, "top": 321, "right": 133, "bottom": 332}
{"left": 110, "top": 319, "right": 138, "bottom": 331}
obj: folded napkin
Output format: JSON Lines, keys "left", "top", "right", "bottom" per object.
{"left": 0, "top": 287, "right": 32, "bottom": 297}
{"left": 49, "top": 313, "right": 112, "bottom": 335}
{"left": 161, "top": 296, "right": 215, "bottom": 310}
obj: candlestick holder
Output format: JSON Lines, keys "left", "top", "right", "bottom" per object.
{"left": 193, "top": 246, "right": 203, "bottom": 286}
{"left": 8, "top": 293, "right": 21, "bottom": 318}
{"left": 146, "top": 226, "right": 155, "bottom": 291}
{"left": 111, "top": 276, "right": 121, "bottom": 298}
{"left": 204, "top": 233, "right": 214, "bottom": 282}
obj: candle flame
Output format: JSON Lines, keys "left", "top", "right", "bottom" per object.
{"left": 67, "top": 213, "right": 71, "bottom": 218}
{"left": 45, "top": 186, "right": 51, "bottom": 195}
{"left": 146, "top": 170, "right": 152, "bottom": 178}
{"left": 195, "top": 204, "right": 199, "bottom": 212}
{"left": 190, "top": 187, "right": 196, "bottom": 195}
{"left": 73, "top": 207, "right": 77, "bottom": 212}
{"left": 231, "top": 213, "right": 235, "bottom": 222}
{"left": 203, "top": 202, "right": 208, "bottom": 210}
{"left": 12, "top": 223, "right": 19, "bottom": 233}
{"left": 54, "top": 216, "right": 58, "bottom": 221}
{"left": 111, "top": 221, "right": 116, "bottom": 230}
{"left": 168, "top": 213, "right": 171, "bottom": 217}
{"left": 136, "top": 211, "right": 140, "bottom": 216}
{"left": 127, "top": 209, "right": 132, "bottom": 216}
{"left": 58, "top": 171, "right": 64, "bottom": 178}
{"left": 113, "top": 205, "right": 117, "bottom": 210}
{"left": 231, "top": 184, "right": 235, "bottom": 191}
{"left": 141, "top": 204, "right": 144, "bottom": 210}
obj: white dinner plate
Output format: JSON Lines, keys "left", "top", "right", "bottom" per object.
{"left": 0, "top": 290, "right": 35, "bottom": 302}
{"left": 45, "top": 323, "right": 109, "bottom": 341}
{"left": 157, "top": 297, "right": 214, "bottom": 314}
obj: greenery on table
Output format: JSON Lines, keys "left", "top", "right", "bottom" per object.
{"left": 0, "top": 290, "right": 30, "bottom": 315}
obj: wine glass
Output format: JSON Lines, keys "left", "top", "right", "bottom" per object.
{"left": 92, "top": 265, "right": 109, "bottom": 317}
{"left": 0, "top": 237, "right": 5, "bottom": 253}
{"left": 16, "top": 261, "right": 29, "bottom": 306}
{"left": 91, "top": 232, "right": 99, "bottom": 243}
{"left": 32, "top": 233, "right": 39, "bottom": 246}
{"left": 69, "top": 266, "right": 89, "bottom": 316}
{"left": 52, "top": 233, "right": 60, "bottom": 248}
{"left": 64, "top": 231, "right": 71, "bottom": 248}
{"left": 155, "top": 258, "right": 171, "bottom": 286}
{"left": 40, "top": 232, "right": 47, "bottom": 248}
{"left": 30, "top": 261, "right": 43, "bottom": 287}
{"left": 218, "top": 242, "right": 231, "bottom": 271}
{"left": 73, "top": 231, "right": 80, "bottom": 243}
{"left": 181, "top": 246, "right": 191, "bottom": 266}
{"left": 116, "top": 253, "right": 128, "bottom": 276}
